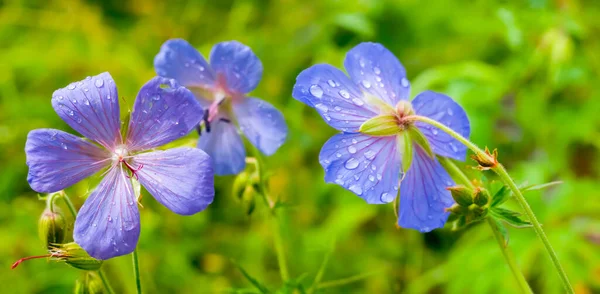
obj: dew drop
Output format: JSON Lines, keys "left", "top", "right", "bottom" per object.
{"left": 352, "top": 98, "right": 364, "bottom": 106}
{"left": 351, "top": 138, "right": 358, "bottom": 144}
{"left": 152, "top": 95, "right": 161, "bottom": 101}
{"left": 361, "top": 80, "right": 371, "bottom": 88}
{"left": 309, "top": 85, "right": 323, "bottom": 98}
{"left": 67, "top": 84, "right": 76, "bottom": 90}
{"left": 381, "top": 192, "right": 394, "bottom": 203}
{"left": 315, "top": 103, "right": 328, "bottom": 113}
{"left": 339, "top": 90, "right": 350, "bottom": 99}
{"left": 327, "top": 80, "right": 336, "bottom": 87}
{"left": 349, "top": 184, "right": 363, "bottom": 195}
{"left": 61, "top": 143, "right": 67, "bottom": 150}
{"left": 376, "top": 173, "right": 382, "bottom": 180}
{"left": 447, "top": 108, "right": 454, "bottom": 116}
{"left": 450, "top": 143, "right": 458, "bottom": 152}
{"left": 335, "top": 152, "right": 342, "bottom": 158}
{"left": 364, "top": 149, "right": 376, "bottom": 160}
{"left": 344, "top": 158, "right": 359, "bottom": 169}
{"left": 432, "top": 129, "right": 439, "bottom": 135}
{"left": 368, "top": 175, "right": 375, "bottom": 182}
{"left": 374, "top": 67, "right": 381, "bottom": 75}
{"left": 347, "top": 146, "right": 357, "bottom": 154}
{"left": 401, "top": 78, "right": 409, "bottom": 87}
{"left": 333, "top": 106, "right": 342, "bottom": 112}
{"left": 94, "top": 79, "right": 104, "bottom": 88}
{"left": 106, "top": 95, "right": 111, "bottom": 100}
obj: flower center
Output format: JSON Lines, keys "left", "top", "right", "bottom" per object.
{"left": 394, "top": 100, "right": 415, "bottom": 130}
{"left": 111, "top": 145, "right": 143, "bottom": 179}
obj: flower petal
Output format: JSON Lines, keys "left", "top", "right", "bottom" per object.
{"left": 25, "top": 129, "right": 110, "bottom": 193}
{"left": 51, "top": 72, "right": 121, "bottom": 149}
{"left": 126, "top": 77, "right": 203, "bottom": 151}
{"left": 197, "top": 118, "right": 246, "bottom": 175}
{"left": 131, "top": 148, "right": 214, "bottom": 215}
{"left": 233, "top": 97, "right": 287, "bottom": 155}
{"left": 209, "top": 41, "right": 262, "bottom": 94}
{"left": 292, "top": 64, "right": 379, "bottom": 132}
{"left": 154, "top": 39, "right": 215, "bottom": 88}
{"left": 319, "top": 133, "right": 401, "bottom": 204}
{"left": 344, "top": 42, "right": 410, "bottom": 106}
{"left": 412, "top": 91, "right": 471, "bottom": 160}
{"left": 398, "top": 145, "right": 455, "bottom": 232}
{"left": 74, "top": 166, "right": 140, "bottom": 260}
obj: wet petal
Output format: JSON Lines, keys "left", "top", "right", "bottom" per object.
{"left": 51, "top": 72, "right": 121, "bottom": 149}
{"left": 412, "top": 91, "right": 470, "bottom": 160}
{"left": 398, "top": 145, "right": 455, "bottom": 232}
{"left": 74, "top": 167, "right": 140, "bottom": 260}
{"left": 292, "top": 64, "right": 379, "bottom": 132}
{"left": 197, "top": 118, "right": 246, "bottom": 175}
{"left": 26, "top": 129, "right": 110, "bottom": 193}
{"left": 233, "top": 97, "right": 287, "bottom": 155}
{"left": 154, "top": 39, "right": 215, "bottom": 88}
{"left": 126, "top": 77, "right": 203, "bottom": 151}
{"left": 319, "top": 133, "right": 401, "bottom": 204}
{"left": 344, "top": 42, "right": 410, "bottom": 106}
{"left": 131, "top": 148, "right": 214, "bottom": 215}
{"left": 210, "top": 41, "right": 262, "bottom": 94}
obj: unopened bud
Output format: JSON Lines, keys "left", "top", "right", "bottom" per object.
{"left": 473, "top": 187, "right": 491, "bottom": 207}
{"left": 38, "top": 208, "right": 66, "bottom": 248}
{"left": 232, "top": 171, "right": 250, "bottom": 200}
{"left": 74, "top": 271, "right": 104, "bottom": 294}
{"left": 470, "top": 147, "right": 499, "bottom": 170}
{"left": 445, "top": 203, "right": 468, "bottom": 215}
{"left": 50, "top": 242, "right": 103, "bottom": 270}
{"left": 242, "top": 185, "right": 256, "bottom": 215}
{"left": 447, "top": 185, "right": 474, "bottom": 207}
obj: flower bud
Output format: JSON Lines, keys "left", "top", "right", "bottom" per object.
{"left": 446, "top": 185, "right": 474, "bottom": 207}
{"left": 242, "top": 185, "right": 256, "bottom": 215}
{"left": 50, "top": 242, "right": 103, "bottom": 270}
{"left": 38, "top": 208, "right": 66, "bottom": 248}
{"left": 74, "top": 271, "right": 104, "bottom": 294}
{"left": 473, "top": 187, "right": 491, "bottom": 207}
{"left": 232, "top": 171, "right": 250, "bottom": 200}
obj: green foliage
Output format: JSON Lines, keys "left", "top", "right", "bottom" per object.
{"left": 2, "top": 0, "right": 600, "bottom": 293}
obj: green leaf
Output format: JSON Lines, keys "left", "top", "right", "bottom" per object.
{"left": 491, "top": 186, "right": 511, "bottom": 207}
{"left": 493, "top": 218, "right": 510, "bottom": 247}
{"left": 490, "top": 207, "right": 532, "bottom": 228}
{"left": 521, "top": 181, "right": 563, "bottom": 192}
{"left": 231, "top": 260, "right": 270, "bottom": 294}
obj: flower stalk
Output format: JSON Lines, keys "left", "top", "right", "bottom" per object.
{"left": 438, "top": 157, "right": 532, "bottom": 294}
{"left": 409, "top": 115, "right": 574, "bottom": 294}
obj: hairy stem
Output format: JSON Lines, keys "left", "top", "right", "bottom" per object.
{"left": 438, "top": 157, "right": 532, "bottom": 293}
{"left": 133, "top": 249, "right": 142, "bottom": 294}
{"left": 412, "top": 115, "right": 573, "bottom": 293}
{"left": 98, "top": 269, "right": 116, "bottom": 294}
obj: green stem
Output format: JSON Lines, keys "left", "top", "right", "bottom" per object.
{"left": 439, "top": 157, "right": 532, "bottom": 294}
{"left": 98, "top": 269, "right": 116, "bottom": 294}
{"left": 412, "top": 115, "right": 574, "bottom": 293}
{"left": 133, "top": 249, "right": 142, "bottom": 294}
{"left": 487, "top": 218, "right": 533, "bottom": 294}
{"left": 61, "top": 193, "right": 117, "bottom": 294}
{"left": 247, "top": 155, "right": 289, "bottom": 282}
{"left": 316, "top": 271, "right": 381, "bottom": 290}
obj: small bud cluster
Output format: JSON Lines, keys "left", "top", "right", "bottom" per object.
{"left": 446, "top": 184, "right": 491, "bottom": 229}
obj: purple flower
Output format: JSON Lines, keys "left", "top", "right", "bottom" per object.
{"left": 25, "top": 73, "right": 215, "bottom": 259}
{"left": 154, "top": 39, "right": 288, "bottom": 175}
{"left": 292, "top": 43, "right": 471, "bottom": 232}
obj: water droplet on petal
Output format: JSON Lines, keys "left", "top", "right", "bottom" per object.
{"left": 335, "top": 152, "right": 342, "bottom": 158}
{"left": 339, "top": 90, "right": 350, "bottom": 99}
{"left": 94, "top": 79, "right": 104, "bottom": 88}
{"left": 349, "top": 184, "right": 363, "bottom": 195}
{"left": 447, "top": 108, "right": 454, "bottom": 116}
{"left": 106, "top": 95, "right": 111, "bottom": 100}
{"left": 381, "top": 192, "right": 394, "bottom": 203}
{"left": 352, "top": 98, "right": 364, "bottom": 106}
{"left": 327, "top": 80, "right": 336, "bottom": 87}
{"left": 351, "top": 138, "right": 358, "bottom": 144}
{"left": 361, "top": 80, "right": 371, "bottom": 88}
{"left": 368, "top": 175, "right": 375, "bottom": 182}
{"left": 450, "top": 143, "right": 458, "bottom": 152}
{"left": 344, "top": 158, "right": 359, "bottom": 169}
{"left": 364, "top": 150, "right": 376, "bottom": 160}
{"left": 432, "top": 129, "right": 438, "bottom": 135}
{"left": 152, "top": 95, "right": 161, "bottom": 101}
{"left": 347, "top": 146, "right": 357, "bottom": 154}
{"left": 315, "top": 103, "right": 328, "bottom": 113}
{"left": 374, "top": 67, "right": 381, "bottom": 75}
{"left": 401, "top": 78, "right": 409, "bottom": 87}
{"left": 67, "top": 84, "right": 76, "bottom": 90}
{"left": 309, "top": 85, "right": 323, "bottom": 98}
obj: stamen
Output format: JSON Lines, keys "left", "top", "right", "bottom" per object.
{"left": 220, "top": 118, "right": 231, "bottom": 123}
{"left": 120, "top": 159, "right": 143, "bottom": 180}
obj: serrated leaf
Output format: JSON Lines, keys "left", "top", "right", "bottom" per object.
{"left": 491, "top": 186, "right": 511, "bottom": 207}
{"left": 521, "top": 181, "right": 563, "bottom": 192}
{"left": 493, "top": 218, "right": 510, "bottom": 247}
{"left": 491, "top": 207, "right": 532, "bottom": 228}
{"left": 231, "top": 260, "right": 270, "bottom": 294}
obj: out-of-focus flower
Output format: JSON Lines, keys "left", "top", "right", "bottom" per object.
{"left": 292, "top": 42, "right": 470, "bottom": 232}
{"left": 154, "top": 39, "right": 288, "bottom": 175}
{"left": 25, "top": 73, "right": 215, "bottom": 259}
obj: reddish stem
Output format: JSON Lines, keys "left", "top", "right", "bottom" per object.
{"left": 11, "top": 254, "right": 52, "bottom": 269}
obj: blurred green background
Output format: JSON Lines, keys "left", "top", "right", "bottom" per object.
{"left": 1, "top": 0, "right": 600, "bottom": 293}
